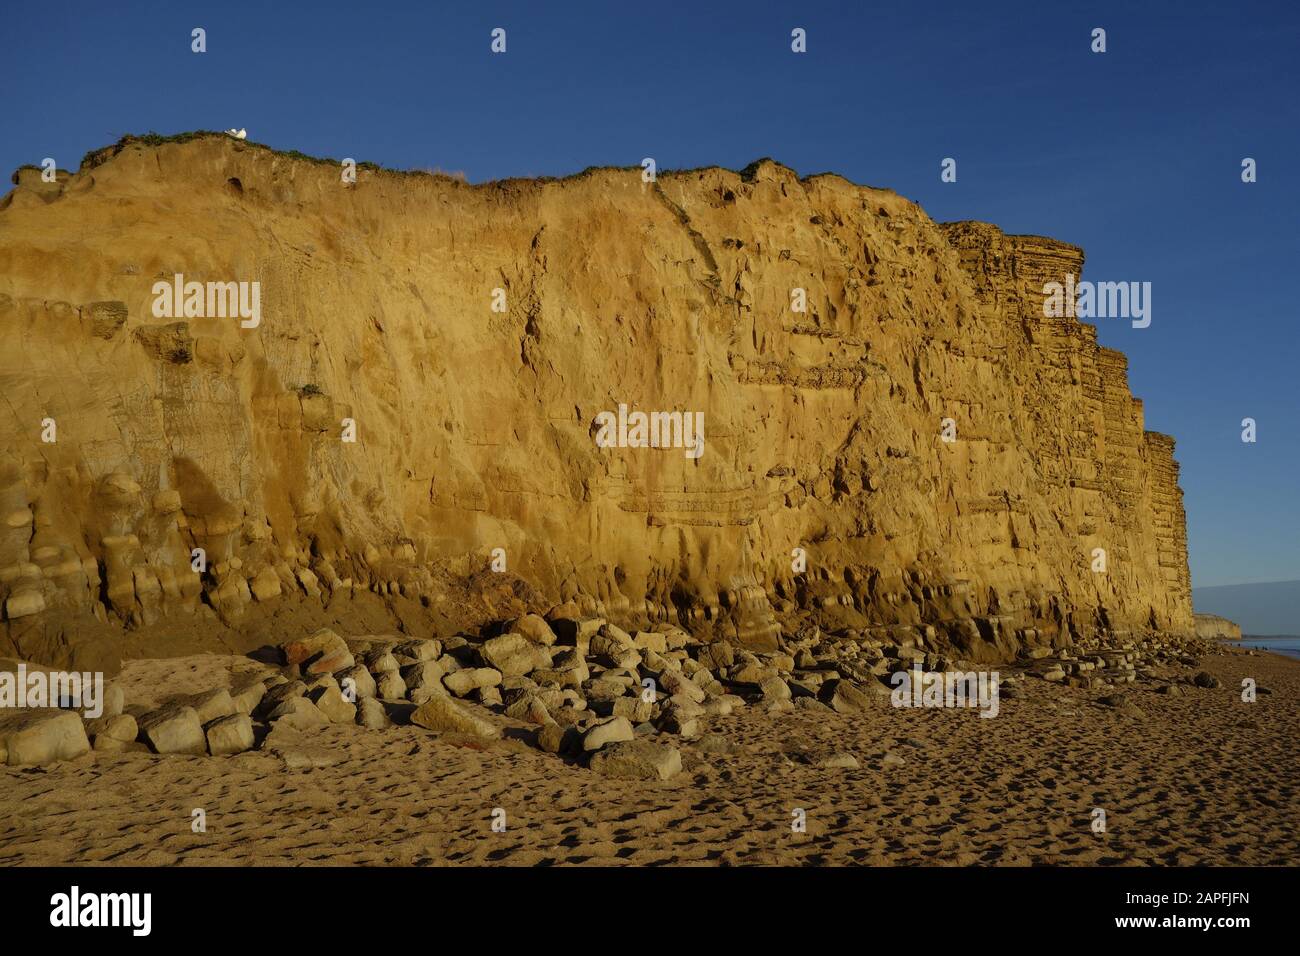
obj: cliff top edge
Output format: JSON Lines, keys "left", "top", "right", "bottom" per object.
{"left": 8, "top": 130, "right": 1072, "bottom": 249}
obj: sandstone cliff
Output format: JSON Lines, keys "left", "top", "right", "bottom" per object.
{"left": 0, "top": 133, "right": 1193, "bottom": 669}
{"left": 1193, "top": 613, "right": 1242, "bottom": 641}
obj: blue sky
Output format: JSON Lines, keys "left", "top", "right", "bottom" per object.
{"left": 3, "top": 0, "right": 1297, "bottom": 587}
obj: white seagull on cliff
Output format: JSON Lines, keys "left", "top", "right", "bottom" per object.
{"left": 226, "top": 128, "right": 247, "bottom": 140}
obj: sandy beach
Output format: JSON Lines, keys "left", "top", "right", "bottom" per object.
{"left": 2, "top": 644, "right": 1293, "bottom": 867}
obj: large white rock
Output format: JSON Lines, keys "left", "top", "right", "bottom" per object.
{"left": 1, "top": 710, "right": 91, "bottom": 765}
{"left": 205, "top": 713, "right": 255, "bottom": 755}
{"left": 582, "top": 715, "right": 635, "bottom": 752}
{"left": 185, "top": 688, "right": 236, "bottom": 724}
{"left": 139, "top": 705, "right": 207, "bottom": 755}
{"left": 230, "top": 680, "right": 267, "bottom": 714}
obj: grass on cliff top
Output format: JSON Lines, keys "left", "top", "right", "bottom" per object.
{"left": 77, "top": 131, "right": 860, "bottom": 191}
{"left": 81, "top": 131, "right": 590, "bottom": 186}
{"left": 80, "top": 131, "right": 389, "bottom": 175}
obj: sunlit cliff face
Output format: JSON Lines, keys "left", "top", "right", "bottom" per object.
{"left": 0, "top": 136, "right": 1191, "bottom": 660}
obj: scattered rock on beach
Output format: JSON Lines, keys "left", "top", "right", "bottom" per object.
{"left": 510, "top": 614, "right": 557, "bottom": 646}
{"left": 583, "top": 715, "right": 635, "bottom": 751}
{"left": 205, "top": 713, "right": 255, "bottom": 756}
{"left": 535, "top": 721, "right": 567, "bottom": 754}
{"left": 1, "top": 710, "right": 91, "bottom": 766}
{"left": 281, "top": 629, "right": 353, "bottom": 675}
{"left": 309, "top": 685, "right": 358, "bottom": 724}
{"left": 230, "top": 680, "right": 267, "bottom": 714}
{"left": 259, "top": 680, "right": 306, "bottom": 713}
{"left": 356, "top": 697, "right": 392, "bottom": 730}
{"left": 88, "top": 714, "right": 138, "bottom": 752}
{"left": 695, "top": 733, "right": 734, "bottom": 755}
{"left": 139, "top": 705, "right": 207, "bottom": 755}
{"left": 375, "top": 670, "right": 406, "bottom": 700}
{"left": 0, "top": 607, "right": 1246, "bottom": 778}
{"left": 263, "top": 724, "right": 341, "bottom": 770}
{"left": 267, "top": 696, "right": 331, "bottom": 729}
{"left": 410, "top": 693, "right": 499, "bottom": 738}
{"left": 480, "top": 632, "right": 550, "bottom": 677}
{"left": 363, "top": 649, "right": 400, "bottom": 674}
{"left": 443, "top": 667, "right": 502, "bottom": 697}
{"left": 817, "top": 751, "right": 860, "bottom": 770}
{"left": 759, "top": 676, "right": 792, "bottom": 702}
{"left": 589, "top": 739, "right": 682, "bottom": 781}
{"left": 336, "top": 665, "right": 377, "bottom": 701}
{"left": 819, "top": 679, "right": 872, "bottom": 714}
{"left": 393, "top": 639, "right": 440, "bottom": 662}
{"left": 186, "top": 688, "right": 236, "bottom": 724}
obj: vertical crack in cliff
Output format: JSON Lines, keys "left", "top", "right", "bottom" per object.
{"left": 650, "top": 181, "right": 721, "bottom": 293}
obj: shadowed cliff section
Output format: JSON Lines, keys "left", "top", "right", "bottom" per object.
{"left": 0, "top": 133, "right": 1192, "bottom": 669}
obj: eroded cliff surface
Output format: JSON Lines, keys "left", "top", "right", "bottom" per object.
{"left": 1193, "top": 614, "right": 1242, "bottom": 641}
{"left": 0, "top": 135, "right": 1193, "bottom": 667}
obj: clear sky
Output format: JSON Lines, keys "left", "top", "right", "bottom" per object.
{"left": 3, "top": 0, "right": 1297, "bottom": 587}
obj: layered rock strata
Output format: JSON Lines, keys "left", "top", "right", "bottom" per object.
{"left": 0, "top": 135, "right": 1193, "bottom": 666}
{"left": 1193, "top": 614, "right": 1242, "bottom": 641}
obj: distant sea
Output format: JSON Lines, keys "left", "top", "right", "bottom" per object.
{"left": 1233, "top": 636, "right": 1300, "bottom": 661}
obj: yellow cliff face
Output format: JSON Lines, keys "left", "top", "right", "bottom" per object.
{"left": 1193, "top": 614, "right": 1242, "bottom": 640}
{"left": 0, "top": 134, "right": 1192, "bottom": 661}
